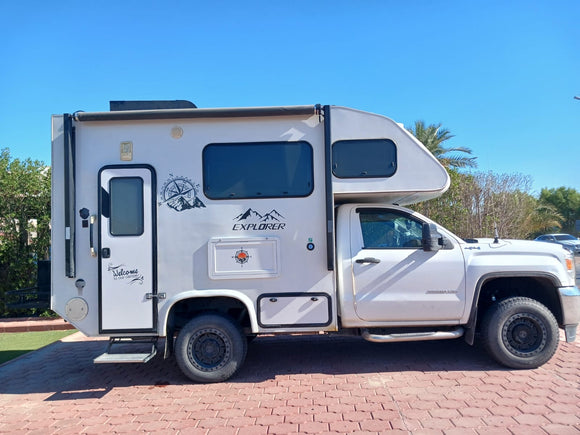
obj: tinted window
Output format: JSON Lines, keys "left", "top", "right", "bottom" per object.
{"left": 359, "top": 209, "right": 423, "bottom": 249}
{"left": 555, "top": 234, "right": 577, "bottom": 241}
{"left": 332, "top": 139, "right": 397, "bottom": 178}
{"left": 203, "top": 141, "right": 313, "bottom": 199}
{"left": 109, "top": 177, "right": 144, "bottom": 236}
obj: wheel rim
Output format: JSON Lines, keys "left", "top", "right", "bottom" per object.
{"left": 187, "top": 328, "right": 231, "bottom": 372}
{"left": 502, "top": 313, "right": 547, "bottom": 357}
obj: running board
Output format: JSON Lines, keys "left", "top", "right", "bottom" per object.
{"left": 361, "top": 327, "right": 464, "bottom": 343}
{"left": 94, "top": 337, "right": 158, "bottom": 364}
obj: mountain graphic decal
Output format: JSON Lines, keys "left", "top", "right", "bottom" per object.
{"left": 261, "top": 210, "right": 284, "bottom": 222}
{"left": 232, "top": 208, "right": 287, "bottom": 231}
{"left": 234, "top": 208, "right": 263, "bottom": 222}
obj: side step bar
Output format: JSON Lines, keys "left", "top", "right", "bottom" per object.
{"left": 361, "top": 327, "right": 464, "bottom": 343}
{"left": 94, "top": 337, "right": 158, "bottom": 364}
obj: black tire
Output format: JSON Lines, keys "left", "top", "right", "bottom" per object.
{"left": 481, "top": 297, "right": 559, "bottom": 369}
{"left": 175, "top": 313, "right": 247, "bottom": 383}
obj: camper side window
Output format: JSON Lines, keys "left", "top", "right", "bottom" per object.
{"left": 109, "top": 177, "right": 144, "bottom": 236}
{"left": 203, "top": 141, "right": 314, "bottom": 199}
{"left": 332, "top": 139, "right": 397, "bottom": 178}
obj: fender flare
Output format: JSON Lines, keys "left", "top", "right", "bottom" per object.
{"left": 464, "top": 271, "right": 562, "bottom": 345}
{"left": 157, "top": 289, "right": 259, "bottom": 336}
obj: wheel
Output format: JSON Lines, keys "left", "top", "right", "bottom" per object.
{"left": 175, "top": 313, "right": 247, "bottom": 383}
{"left": 481, "top": 297, "right": 559, "bottom": 369}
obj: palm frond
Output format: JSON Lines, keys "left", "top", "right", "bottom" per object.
{"left": 408, "top": 121, "right": 477, "bottom": 169}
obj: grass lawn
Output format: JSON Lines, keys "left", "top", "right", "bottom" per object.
{"left": 0, "top": 330, "right": 77, "bottom": 365}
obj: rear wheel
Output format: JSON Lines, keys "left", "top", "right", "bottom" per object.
{"left": 175, "top": 313, "right": 247, "bottom": 383}
{"left": 481, "top": 297, "right": 559, "bottom": 369}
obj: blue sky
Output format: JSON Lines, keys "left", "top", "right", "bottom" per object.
{"left": 1, "top": 1, "right": 578, "bottom": 194}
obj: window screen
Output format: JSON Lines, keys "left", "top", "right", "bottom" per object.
{"left": 109, "top": 177, "right": 144, "bottom": 236}
{"left": 203, "top": 141, "right": 314, "bottom": 199}
{"left": 332, "top": 139, "right": 397, "bottom": 178}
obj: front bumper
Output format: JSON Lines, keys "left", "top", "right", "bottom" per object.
{"left": 559, "top": 286, "right": 580, "bottom": 342}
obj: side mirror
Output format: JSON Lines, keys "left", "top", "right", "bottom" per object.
{"left": 422, "top": 223, "right": 443, "bottom": 252}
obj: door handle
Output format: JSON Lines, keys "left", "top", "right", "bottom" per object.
{"left": 90, "top": 215, "right": 97, "bottom": 257}
{"left": 146, "top": 293, "right": 166, "bottom": 300}
{"left": 356, "top": 257, "right": 381, "bottom": 264}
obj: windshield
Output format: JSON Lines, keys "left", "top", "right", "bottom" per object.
{"left": 554, "top": 234, "right": 578, "bottom": 241}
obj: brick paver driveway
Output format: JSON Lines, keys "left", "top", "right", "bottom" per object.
{"left": 1, "top": 329, "right": 579, "bottom": 434}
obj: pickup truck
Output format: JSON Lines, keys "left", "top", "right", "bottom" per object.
{"left": 50, "top": 102, "right": 580, "bottom": 383}
{"left": 335, "top": 203, "right": 579, "bottom": 371}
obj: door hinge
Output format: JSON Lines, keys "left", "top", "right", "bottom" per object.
{"left": 146, "top": 292, "right": 166, "bottom": 300}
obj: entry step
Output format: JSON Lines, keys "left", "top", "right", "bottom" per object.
{"left": 94, "top": 337, "right": 158, "bottom": 364}
{"left": 94, "top": 352, "right": 157, "bottom": 363}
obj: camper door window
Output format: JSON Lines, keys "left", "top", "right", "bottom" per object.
{"left": 332, "top": 139, "right": 397, "bottom": 178}
{"left": 109, "top": 177, "right": 144, "bottom": 236}
{"left": 202, "top": 141, "right": 314, "bottom": 199}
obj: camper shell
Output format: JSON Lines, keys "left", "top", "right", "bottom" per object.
{"left": 51, "top": 102, "right": 579, "bottom": 382}
{"left": 52, "top": 103, "right": 449, "bottom": 336}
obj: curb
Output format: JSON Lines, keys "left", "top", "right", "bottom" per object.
{"left": 0, "top": 317, "right": 75, "bottom": 333}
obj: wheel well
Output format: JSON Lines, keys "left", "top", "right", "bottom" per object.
{"left": 167, "top": 297, "right": 252, "bottom": 335}
{"left": 475, "top": 276, "right": 563, "bottom": 328}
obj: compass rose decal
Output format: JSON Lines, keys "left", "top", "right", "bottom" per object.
{"left": 160, "top": 175, "right": 206, "bottom": 212}
{"left": 233, "top": 249, "right": 251, "bottom": 266}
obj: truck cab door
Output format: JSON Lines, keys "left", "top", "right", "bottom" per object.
{"left": 350, "top": 207, "right": 466, "bottom": 323}
{"left": 98, "top": 165, "right": 157, "bottom": 333}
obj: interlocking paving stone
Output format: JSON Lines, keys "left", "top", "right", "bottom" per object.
{"left": 0, "top": 328, "right": 578, "bottom": 434}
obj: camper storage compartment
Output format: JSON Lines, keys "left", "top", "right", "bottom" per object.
{"left": 258, "top": 293, "right": 331, "bottom": 328}
{"left": 208, "top": 237, "right": 280, "bottom": 280}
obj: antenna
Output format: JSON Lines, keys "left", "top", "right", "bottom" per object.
{"left": 493, "top": 222, "right": 499, "bottom": 244}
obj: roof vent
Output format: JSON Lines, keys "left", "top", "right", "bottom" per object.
{"left": 109, "top": 100, "right": 197, "bottom": 111}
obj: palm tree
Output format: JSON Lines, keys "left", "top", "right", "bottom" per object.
{"left": 523, "top": 202, "right": 563, "bottom": 237}
{"left": 408, "top": 121, "right": 477, "bottom": 169}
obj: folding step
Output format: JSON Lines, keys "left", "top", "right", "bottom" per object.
{"left": 94, "top": 337, "right": 158, "bottom": 364}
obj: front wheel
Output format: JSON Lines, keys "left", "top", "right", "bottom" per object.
{"left": 175, "top": 313, "right": 247, "bottom": 383}
{"left": 481, "top": 297, "right": 559, "bottom": 369}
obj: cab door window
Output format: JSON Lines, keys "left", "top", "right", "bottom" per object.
{"left": 358, "top": 209, "right": 423, "bottom": 249}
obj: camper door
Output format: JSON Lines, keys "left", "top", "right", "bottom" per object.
{"left": 98, "top": 165, "right": 157, "bottom": 333}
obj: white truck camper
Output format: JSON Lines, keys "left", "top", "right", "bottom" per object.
{"left": 51, "top": 101, "right": 580, "bottom": 383}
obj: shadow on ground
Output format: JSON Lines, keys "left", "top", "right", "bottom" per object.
{"left": 0, "top": 333, "right": 503, "bottom": 397}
